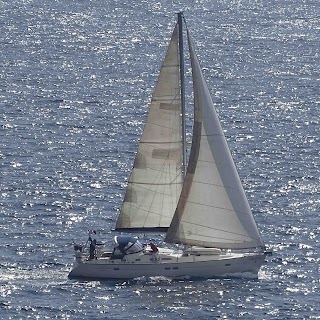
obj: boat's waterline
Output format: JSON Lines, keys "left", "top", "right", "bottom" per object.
{"left": 68, "top": 250, "right": 267, "bottom": 280}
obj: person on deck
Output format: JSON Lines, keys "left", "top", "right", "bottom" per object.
{"left": 89, "top": 239, "right": 96, "bottom": 260}
{"left": 149, "top": 243, "right": 159, "bottom": 261}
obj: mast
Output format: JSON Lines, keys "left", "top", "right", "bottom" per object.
{"left": 178, "top": 12, "right": 187, "bottom": 177}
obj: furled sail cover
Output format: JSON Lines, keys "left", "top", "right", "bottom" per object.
{"left": 116, "top": 25, "right": 183, "bottom": 232}
{"left": 165, "top": 31, "right": 264, "bottom": 249}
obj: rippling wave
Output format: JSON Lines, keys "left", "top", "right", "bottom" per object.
{"left": 0, "top": 0, "right": 319, "bottom": 319}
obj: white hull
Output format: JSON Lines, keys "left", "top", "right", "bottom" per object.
{"left": 69, "top": 248, "right": 266, "bottom": 280}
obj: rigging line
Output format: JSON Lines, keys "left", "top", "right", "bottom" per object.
{"left": 130, "top": 171, "right": 182, "bottom": 186}
{"left": 142, "top": 150, "right": 181, "bottom": 226}
{"left": 180, "top": 231, "right": 255, "bottom": 242}
{"left": 133, "top": 158, "right": 181, "bottom": 174}
{"left": 177, "top": 11, "right": 188, "bottom": 29}
{"left": 144, "top": 122, "right": 181, "bottom": 130}
{"left": 125, "top": 203, "right": 173, "bottom": 218}
{"left": 152, "top": 89, "right": 180, "bottom": 102}
{"left": 133, "top": 183, "right": 181, "bottom": 195}
{"left": 177, "top": 196, "right": 251, "bottom": 216}
{"left": 178, "top": 12, "right": 187, "bottom": 178}
{"left": 179, "top": 221, "right": 261, "bottom": 240}
{"left": 140, "top": 140, "right": 182, "bottom": 144}
{"left": 129, "top": 151, "right": 180, "bottom": 224}
{"left": 139, "top": 103, "right": 182, "bottom": 224}
{"left": 182, "top": 233, "right": 259, "bottom": 243}
{"left": 182, "top": 12, "right": 187, "bottom": 28}
{"left": 132, "top": 185, "right": 180, "bottom": 200}
{"left": 200, "top": 133, "right": 225, "bottom": 137}
{"left": 141, "top": 123, "right": 182, "bottom": 225}
{"left": 189, "top": 178, "right": 247, "bottom": 191}
{"left": 132, "top": 181, "right": 181, "bottom": 186}
{"left": 160, "top": 64, "right": 179, "bottom": 68}
{"left": 152, "top": 97, "right": 180, "bottom": 101}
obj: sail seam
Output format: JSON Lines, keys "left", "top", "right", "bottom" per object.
{"left": 130, "top": 183, "right": 181, "bottom": 195}
{"left": 201, "top": 133, "right": 224, "bottom": 137}
{"left": 145, "top": 122, "right": 181, "bottom": 130}
{"left": 152, "top": 97, "right": 180, "bottom": 101}
{"left": 125, "top": 203, "right": 173, "bottom": 218}
{"left": 140, "top": 141, "right": 182, "bottom": 144}
{"left": 130, "top": 182, "right": 181, "bottom": 186}
{"left": 190, "top": 179, "right": 246, "bottom": 191}
{"left": 180, "top": 221, "right": 259, "bottom": 239}
{"left": 161, "top": 64, "right": 179, "bottom": 68}
{"left": 181, "top": 197, "right": 251, "bottom": 216}
{"left": 132, "top": 165, "right": 181, "bottom": 175}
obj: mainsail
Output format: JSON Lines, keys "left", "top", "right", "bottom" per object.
{"left": 165, "top": 30, "right": 264, "bottom": 249}
{"left": 116, "top": 25, "right": 183, "bottom": 232}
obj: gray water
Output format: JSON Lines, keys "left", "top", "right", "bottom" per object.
{"left": 1, "top": 0, "right": 319, "bottom": 319}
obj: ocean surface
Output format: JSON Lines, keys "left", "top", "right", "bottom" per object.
{"left": 1, "top": 0, "right": 319, "bottom": 319}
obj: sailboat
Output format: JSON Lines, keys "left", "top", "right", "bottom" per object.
{"left": 69, "top": 13, "right": 267, "bottom": 280}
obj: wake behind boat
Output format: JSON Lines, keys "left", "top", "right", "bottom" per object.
{"left": 69, "top": 13, "right": 268, "bottom": 280}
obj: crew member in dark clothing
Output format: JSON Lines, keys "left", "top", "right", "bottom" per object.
{"left": 89, "top": 239, "right": 96, "bottom": 260}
